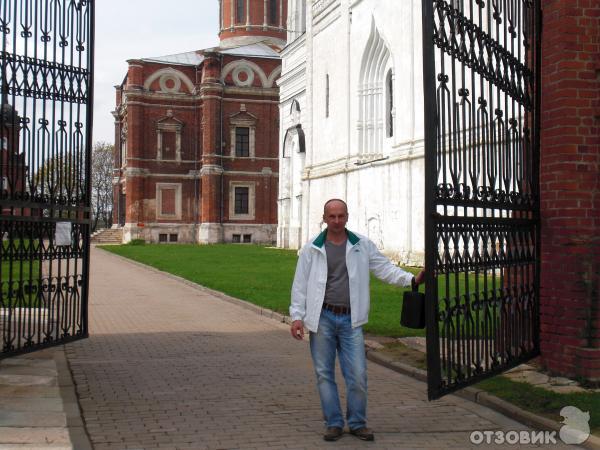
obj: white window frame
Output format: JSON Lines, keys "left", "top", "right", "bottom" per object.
{"left": 230, "top": 122, "right": 256, "bottom": 158}
{"left": 156, "top": 183, "right": 182, "bottom": 220}
{"left": 156, "top": 116, "right": 183, "bottom": 161}
{"left": 229, "top": 181, "right": 255, "bottom": 220}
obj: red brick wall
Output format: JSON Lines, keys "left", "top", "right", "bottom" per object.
{"left": 219, "top": 0, "right": 287, "bottom": 43}
{"left": 539, "top": 0, "right": 600, "bottom": 380}
{"left": 114, "top": 14, "right": 281, "bottom": 243}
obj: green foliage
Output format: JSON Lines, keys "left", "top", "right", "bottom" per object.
{"left": 128, "top": 239, "right": 146, "bottom": 246}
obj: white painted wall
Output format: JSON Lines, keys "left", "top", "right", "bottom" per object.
{"left": 279, "top": 0, "right": 425, "bottom": 265}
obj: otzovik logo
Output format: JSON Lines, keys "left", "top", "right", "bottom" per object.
{"left": 559, "top": 406, "right": 590, "bottom": 445}
{"left": 469, "top": 405, "right": 591, "bottom": 446}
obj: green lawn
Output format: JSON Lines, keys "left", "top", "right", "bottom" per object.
{"left": 1, "top": 239, "right": 42, "bottom": 307}
{"left": 101, "top": 243, "right": 424, "bottom": 337}
{"left": 102, "top": 243, "right": 599, "bottom": 435}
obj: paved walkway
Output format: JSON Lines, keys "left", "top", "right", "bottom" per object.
{"left": 61, "top": 247, "right": 578, "bottom": 449}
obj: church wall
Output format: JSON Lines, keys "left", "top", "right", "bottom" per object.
{"left": 278, "top": 31, "right": 307, "bottom": 249}
{"left": 348, "top": 0, "right": 424, "bottom": 146}
{"left": 286, "top": 0, "right": 425, "bottom": 261}
{"left": 309, "top": 6, "right": 348, "bottom": 167}
{"left": 115, "top": 0, "right": 284, "bottom": 245}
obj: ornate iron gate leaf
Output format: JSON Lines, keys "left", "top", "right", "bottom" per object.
{"left": 421, "top": 0, "right": 541, "bottom": 399}
{"left": 0, "top": 0, "right": 94, "bottom": 358}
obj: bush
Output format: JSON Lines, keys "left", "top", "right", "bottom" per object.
{"left": 128, "top": 239, "right": 146, "bottom": 246}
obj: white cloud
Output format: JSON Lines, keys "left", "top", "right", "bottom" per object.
{"left": 93, "top": 0, "right": 219, "bottom": 143}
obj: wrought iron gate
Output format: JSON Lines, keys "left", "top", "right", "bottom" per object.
{"left": 0, "top": 0, "right": 94, "bottom": 358}
{"left": 422, "top": 0, "right": 541, "bottom": 399}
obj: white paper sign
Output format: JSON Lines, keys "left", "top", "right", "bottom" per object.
{"left": 55, "top": 222, "right": 72, "bottom": 246}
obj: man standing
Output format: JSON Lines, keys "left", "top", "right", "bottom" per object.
{"left": 290, "top": 199, "right": 425, "bottom": 442}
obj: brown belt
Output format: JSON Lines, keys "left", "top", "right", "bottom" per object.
{"left": 322, "top": 303, "right": 351, "bottom": 315}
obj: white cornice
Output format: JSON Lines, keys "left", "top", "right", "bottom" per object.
{"left": 222, "top": 97, "right": 279, "bottom": 105}
{"left": 281, "top": 34, "right": 307, "bottom": 56}
{"left": 302, "top": 140, "right": 425, "bottom": 181}
{"left": 125, "top": 101, "right": 198, "bottom": 110}
{"left": 223, "top": 86, "right": 279, "bottom": 96}
{"left": 223, "top": 170, "right": 279, "bottom": 176}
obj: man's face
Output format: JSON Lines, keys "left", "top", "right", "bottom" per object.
{"left": 323, "top": 201, "right": 348, "bottom": 233}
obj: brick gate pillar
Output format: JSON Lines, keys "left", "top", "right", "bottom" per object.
{"left": 539, "top": 0, "right": 600, "bottom": 381}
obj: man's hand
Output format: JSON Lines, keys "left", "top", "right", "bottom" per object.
{"left": 291, "top": 320, "right": 305, "bottom": 340}
{"left": 414, "top": 267, "right": 426, "bottom": 286}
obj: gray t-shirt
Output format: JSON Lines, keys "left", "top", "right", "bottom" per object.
{"left": 324, "top": 240, "right": 350, "bottom": 307}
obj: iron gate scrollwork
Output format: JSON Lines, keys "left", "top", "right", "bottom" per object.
{"left": 0, "top": 0, "right": 94, "bottom": 358}
{"left": 421, "top": 0, "right": 541, "bottom": 399}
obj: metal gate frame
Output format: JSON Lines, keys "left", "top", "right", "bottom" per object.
{"left": 0, "top": 0, "right": 94, "bottom": 358}
{"left": 421, "top": 0, "right": 542, "bottom": 399}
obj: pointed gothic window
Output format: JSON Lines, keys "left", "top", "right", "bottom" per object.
{"left": 268, "top": 0, "right": 278, "bottom": 25}
{"left": 357, "top": 20, "right": 393, "bottom": 158}
{"left": 325, "top": 74, "right": 330, "bottom": 118}
{"left": 236, "top": 0, "right": 244, "bottom": 24}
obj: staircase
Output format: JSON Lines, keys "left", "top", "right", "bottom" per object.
{"left": 91, "top": 228, "right": 123, "bottom": 245}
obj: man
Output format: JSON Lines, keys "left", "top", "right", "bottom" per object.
{"left": 290, "top": 199, "right": 425, "bottom": 442}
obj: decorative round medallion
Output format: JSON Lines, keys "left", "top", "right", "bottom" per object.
{"left": 159, "top": 74, "right": 182, "bottom": 93}
{"left": 232, "top": 65, "right": 255, "bottom": 87}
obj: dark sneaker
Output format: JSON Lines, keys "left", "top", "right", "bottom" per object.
{"left": 350, "top": 427, "right": 374, "bottom": 441}
{"left": 323, "top": 427, "right": 344, "bottom": 441}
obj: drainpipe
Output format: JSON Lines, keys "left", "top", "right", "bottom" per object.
{"left": 219, "top": 53, "right": 224, "bottom": 229}
{"left": 193, "top": 67, "right": 200, "bottom": 241}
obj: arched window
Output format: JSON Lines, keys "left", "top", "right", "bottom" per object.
{"left": 325, "top": 74, "right": 330, "bottom": 118}
{"left": 236, "top": 0, "right": 244, "bottom": 24}
{"left": 357, "top": 19, "right": 393, "bottom": 158}
{"left": 386, "top": 69, "right": 394, "bottom": 137}
{"left": 268, "top": 0, "right": 278, "bottom": 25}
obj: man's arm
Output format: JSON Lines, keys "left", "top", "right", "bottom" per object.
{"left": 290, "top": 246, "right": 310, "bottom": 339}
{"left": 367, "top": 239, "right": 422, "bottom": 287}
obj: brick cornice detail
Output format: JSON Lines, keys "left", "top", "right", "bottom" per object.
{"left": 223, "top": 86, "right": 279, "bottom": 97}
{"left": 124, "top": 167, "right": 150, "bottom": 177}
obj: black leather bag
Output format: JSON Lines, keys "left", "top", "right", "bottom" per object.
{"left": 400, "top": 278, "right": 425, "bottom": 329}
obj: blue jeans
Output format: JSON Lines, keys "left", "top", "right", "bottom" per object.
{"left": 309, "top": 309, "right": 367, "bottom": 430}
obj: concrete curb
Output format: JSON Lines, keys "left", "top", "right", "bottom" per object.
{"left": 96, "top": 247, "right": 600, "bottom": 450}
{"left": 54, "top": 348, "right": 93, "bottom": 450}
{"left": 365, "top": 349, "right": 600, "bottom": 450}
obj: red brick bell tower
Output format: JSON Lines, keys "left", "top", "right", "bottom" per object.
{"left": 219, "top": 0, "right": 287, "bottom": 47}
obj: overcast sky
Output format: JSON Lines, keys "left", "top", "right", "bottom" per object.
{"left": 93, "top": 0, "right": 220, "bottom": 144}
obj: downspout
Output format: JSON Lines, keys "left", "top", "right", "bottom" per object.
{"left": 193, "top": 65, "right": 200, "bottom": 241}
{"left": 219, "top": 53, "right": 224, "bottom": 229}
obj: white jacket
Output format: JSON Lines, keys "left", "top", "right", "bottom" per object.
{"left": 290, "top": 229, "right": 414, "bottom": 332}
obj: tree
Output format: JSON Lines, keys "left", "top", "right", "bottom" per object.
{"left": 91, "top": 141, "right": 114, "bottom": 231}
{"left": 30, "top": 142, "right": 114, "bottom": 230}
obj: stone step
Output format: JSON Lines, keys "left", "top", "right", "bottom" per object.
{"left": 91, "top": 228, "right": 122, "bottom": 244}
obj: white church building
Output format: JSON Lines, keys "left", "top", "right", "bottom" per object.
{"left": 278, "top": 0, "right": 425, "bottom": 265}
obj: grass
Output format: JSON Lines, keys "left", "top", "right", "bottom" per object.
{"left": 1, "top": 240, "right": 42, "bottom": 307}
{"left": 101, "top": 243, "right": 425, "bottom": 336}
{"left": 476, "top": 376, "right": 600, "bottom": 435}
{"left": 379, "top": 341, "right": 600, "bottom": 435}
{"left": 100, "top": 243, "right": 505, "bottom": 337}
{"left": 102, "top": 242, "right": 599, "bottom": 436}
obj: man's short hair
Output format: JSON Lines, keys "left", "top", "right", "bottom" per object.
{"left": 323, "top": 198, "right": 348, "bottom": 215}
